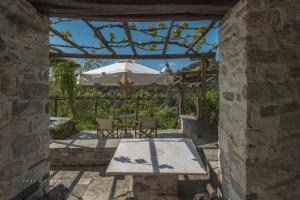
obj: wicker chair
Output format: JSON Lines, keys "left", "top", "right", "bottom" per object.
{"left": 96, "top": 118, "right": 118, "bottom": 138}
{"left": 134, "top": 118, "right": 158, "bottom": 138}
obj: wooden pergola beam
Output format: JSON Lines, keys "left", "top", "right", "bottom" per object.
{"left": 83, "top": 20, "right": 116, "bottom": 55}
{"left": 49, "top": 27, "right": 89, "bottom": 54}
{"left": 162, "top": 21, "right": 175, "bottom": 55}
{"left": 29, "top": 0, "right": 238, "bottom": 21}
{"left": 185, "top": 20, "right": 217, "bottom": 54}
{"left": 50, "top": 46, "right": 64, "bottom": 53}
{"left": 123, "top": 22, "right": 137, "bottom": 56}
{"left": 50, "top": 52, "right": 215, "bottom": 60}
{"left": 208, "top": 43, "right": 219, "bottom": 53}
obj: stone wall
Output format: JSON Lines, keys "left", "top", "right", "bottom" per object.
{"left": 0, "top": 0, "right": 49, "bottom": 199}
{"left": 133, "top": 175, "right": 178, "bottom": 200}
{"left": 219, "top": 0, "right": 300, "bottom": 199}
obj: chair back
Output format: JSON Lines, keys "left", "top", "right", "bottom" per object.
{"left": 96, "top": 118, "right": 114, "bottom": 130}
{"left": 140, "top": 118, "right": 157, "bottom": 129}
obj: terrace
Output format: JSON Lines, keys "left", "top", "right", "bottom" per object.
{"left": 1, "top": 0, "right": 299, "bottom": 200}
{"left": 45, "top": 15, "right": 221, "bottom": 199}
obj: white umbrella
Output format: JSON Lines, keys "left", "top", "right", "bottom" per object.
{"left": 78, "top": 60, "right": 172, "bottom": 86}
{"left": 77, "top": 60, "right": 173, "bottom": 134}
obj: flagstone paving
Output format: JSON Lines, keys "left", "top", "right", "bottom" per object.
{"left": 49, "top": 166, "right": 209, "bottom": 200}
{"left": 50, "top": 167, "right": 134, "bottom": 200}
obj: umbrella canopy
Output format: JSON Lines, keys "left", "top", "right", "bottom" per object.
{"left": 78, "top": 60, "right": 172, "bottom": 86}
{"left": 77, "top": 60, "right": 173, "bottom": 136}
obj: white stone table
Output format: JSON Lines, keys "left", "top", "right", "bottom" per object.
{"left": 106, "top": 138, "right": 207, "bottom": 199}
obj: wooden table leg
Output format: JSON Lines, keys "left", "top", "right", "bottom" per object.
{"left": 133, "top": 175, "right": 178, "bottom": 200}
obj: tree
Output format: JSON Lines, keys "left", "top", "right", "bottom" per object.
{"left": 77, "top": 51, "right": 107, "bottom": 74}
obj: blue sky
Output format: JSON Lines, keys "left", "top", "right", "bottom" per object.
{"left": 50, "top": 19, "right": 219, "bottom": 71}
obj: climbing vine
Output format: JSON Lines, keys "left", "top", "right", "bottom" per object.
{"left": 50, "top": 19, "right": 217, "bottom": 53}
{"left": 49, "top": 59, "right": 77, "bottom": 118}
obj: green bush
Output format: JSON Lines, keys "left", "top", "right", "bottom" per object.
{"left": 154, "top": 106, "right": 177, "bottom": 129}
{"left": 50, "top": 118, "right": 76, "bottom": 139}
{"left": 205, "top": 89, "right": 219, "bottom": 134}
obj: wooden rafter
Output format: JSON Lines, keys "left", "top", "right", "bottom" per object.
{"left": 51, "top": 40, "right": 198, "bottom": 53}
{"left": 123, "top": 22, "right": 137, "bottom": 55}
{"left": 185, "top": 20, "right": 217, "bottom": 54}
{"left": 49, "top": 27, "right": 88, "bottom": 54}
{"left": 50, "top": 46, "right": 64, "bottom": 53}
{"left": 51, "top": 44, "right": 104, "bottom": 50}
{"left": 29, "top": 0, "right": 238, "bottom": 21}
{"left": 83, "top": 20, "right": 116, "bottom": 55}
{"left": 208, "top": 43, "right": 219, "bottom": 53}
{"left": 162, "top": 21, "right": 175, "bottom": 55}
{"left": 49, "top": 19, "right": 218, "bottom": 60}
{"left": 50, "top": 52, "right": 215, "bottom": 60}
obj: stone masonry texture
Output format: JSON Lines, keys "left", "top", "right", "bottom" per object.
{"left": 219, "top": 0, "right": 300, "bottom": 199}
{"left": 0, "top": 0, "right": 49, "bottom": 199}
{"left": 133, "top": 175, "right": 178, "bottom": 200}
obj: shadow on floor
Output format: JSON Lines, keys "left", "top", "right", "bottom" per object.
{"left": 49, "top": 166, "right": 208, "bottom": 200}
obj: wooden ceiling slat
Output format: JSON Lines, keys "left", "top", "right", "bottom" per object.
{"left": 50, "top": 46, "right": 64, "bottom": 53}
{"left": 162, "top": 21, "right": 175, "bottom": 55}
{"left": 50, "top": 52, "right": 215, "bottom": 60}
{"left": 208, "top": 43, "right": 219, "bottom": 53}
{"left": 28, "top": 0, "right": 238, "bottom": 21}
{"left": 123, "top": 22, "right": 137, "bottom": 56}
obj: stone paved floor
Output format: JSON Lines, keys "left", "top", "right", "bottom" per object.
{"left": 50, "top": 167, "right": 134, "bottom": 200}
{"left": 49, "top": 166, "right": 208, "bottom": 200}
{"left": 50, "top": 129, "right": 218, "bottom": 199}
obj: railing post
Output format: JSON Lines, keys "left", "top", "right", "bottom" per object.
{"left": 200, "top": 59, "right": 208, "bottom": 135}
{"left": 135, "top": 97, "right": 139, "bottom": 121}
{"left": 95, "top": 96, "right": 98, "bottom": 122}
{"left": 54, "top": 97, "right": 58, "bottom": 117}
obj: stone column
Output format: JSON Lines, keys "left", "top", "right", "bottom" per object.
{"left": 219, "top": 0, "right": 300, "bottom": 199}
{"left": 0, "top": 0, "right": 49, "bottom": 199}
{"left": 133, "top": 175, "right": 178, "bottom": 200}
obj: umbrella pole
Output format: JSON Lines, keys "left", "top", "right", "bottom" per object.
{"left": 120, "top": 73, "right": 132, "bottom": 136}
{"left": 124, "top": 84, "right": 128, "bottom": 135}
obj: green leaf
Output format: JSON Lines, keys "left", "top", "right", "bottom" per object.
{"left": 148, "top": 23, "right": 155, "bottom": 30}
{"left": 196, "top": 25, "right": 206, "bottom": 33}
{"left": 121, "top": 36, "right": 128, "bottom": 42}
{"left": 196, "top": 43, "right": 202, "bottom": 50}
{"left": 171, "top": 28, "right": 181, "bottom": 38}
{"left": 158, "top": 22, "right": 167, "bottom": 29}
{"left": 139, "top": 40, "right": 145, "bottom": 46}
{"left": 149, "top": 43, "right": 157, "bottom": 50}
{"left": 131, "top": 22, "right": 137, "bottom": 29}
{"left": 179, "top": 22, "right": 188, "bottom": 29}
{"left": 60, "top": 30, "right": 72, "bottom": 39}
{"left": 192, "top": 33, "right": 198, "bottom": 41}
{"left": 149, "top": 30, "right": 157, "bottom": 37}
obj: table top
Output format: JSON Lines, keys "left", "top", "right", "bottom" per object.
{"left": 106, "top": 138, "right": 207, "bottom": 175}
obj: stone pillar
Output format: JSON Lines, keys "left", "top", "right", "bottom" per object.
{"left": 133, "top": 175, "right": 178, "bottom": 200}
{"left": 219, "top": 0, "right": 300, "bottom": 199}
{"left": 0, "top": 0, "right": 49, "bottom": 199}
